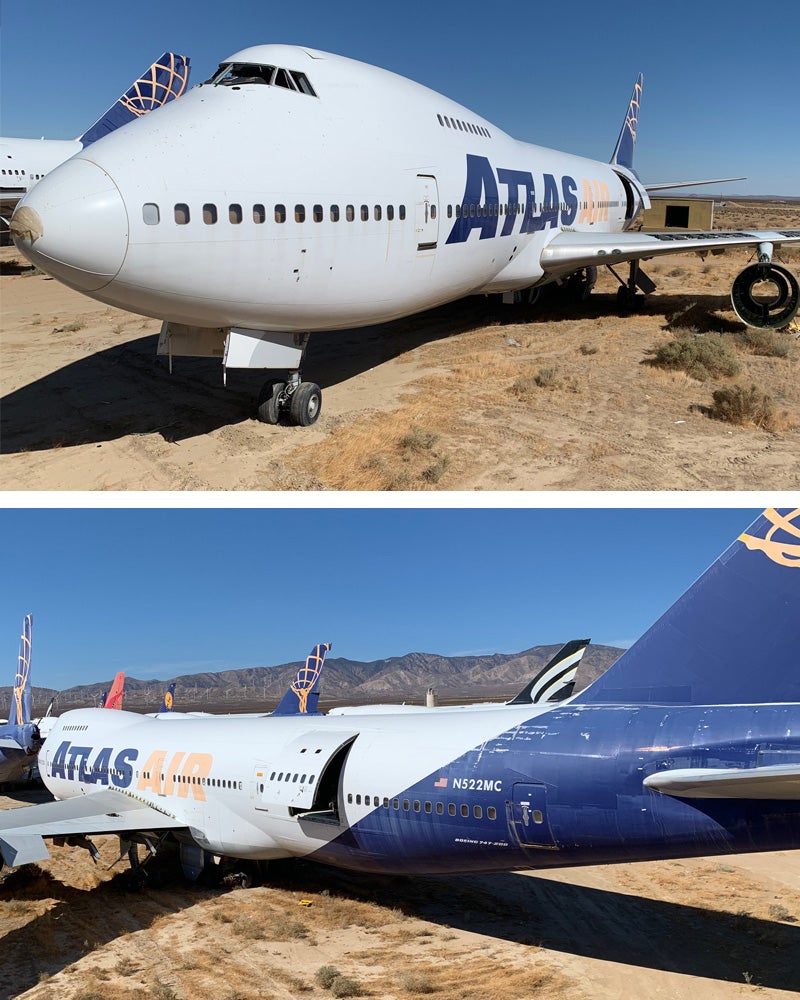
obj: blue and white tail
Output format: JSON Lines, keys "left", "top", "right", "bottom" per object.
{"left": 12, "top": 614, "right": 33, "bottom": 726}
{"left": 273, "top": 643, "right": 331, "bottom": 716}
{"left": 507, "top": 639, "right": 589, "bottom": 705}
{"left": 574, "top": 509, "right": 800, "bottom": 706}
{"left": 79, "top": 52, "right": 190, "bottom": 147}
{"left": 610, "top": 73, "right": 643, "bottom": 171}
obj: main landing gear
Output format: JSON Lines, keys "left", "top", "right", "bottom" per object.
{"left": 257, "top": 372, "right": 322, "bottom": 426}
{"left": 608, "top": 258, "right": 656, "bottom": 313}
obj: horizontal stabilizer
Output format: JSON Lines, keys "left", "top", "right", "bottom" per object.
{"left": 644, "top": 764, "right": 800, "bottom": 800}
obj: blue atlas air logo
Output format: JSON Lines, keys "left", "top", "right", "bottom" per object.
{"left": 739, "top": 508, "right": 800, "bottom": 568}
{"left": 446, "top": 154, "right": 611, "bottom": 244}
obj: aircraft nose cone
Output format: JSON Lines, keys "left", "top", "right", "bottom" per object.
{"left": 11, "top": 157, "right": 128, "bottom": 292}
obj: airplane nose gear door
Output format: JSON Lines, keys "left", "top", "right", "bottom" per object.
{"left": 507, "top": 782, "right": 558, "bottom": 849}
{"left": 415, "top": 174, "right": 439, "bottom": 251}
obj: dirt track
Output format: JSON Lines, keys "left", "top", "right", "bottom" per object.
{"left": 1, "top": 200, "right": 799, "bottom": 491}
{"left": 1, "top": 789, "right": 798, "bottom": 1000}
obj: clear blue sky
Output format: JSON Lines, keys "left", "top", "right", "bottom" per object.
{"left": 0, "top": 507, "right": 758, "bottom": 691}
{"left": 1, "top": 1, "right": 798, "bottom": 195}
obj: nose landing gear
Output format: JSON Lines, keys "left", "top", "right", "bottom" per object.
{"left": 257, "top": 373, "right": 322, "bottom": 426}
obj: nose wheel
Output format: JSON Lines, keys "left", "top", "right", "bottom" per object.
{"left": 257, "top": 374, "right": 322, "bottom": 426}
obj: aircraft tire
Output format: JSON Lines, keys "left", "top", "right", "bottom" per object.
{"left": 289, "top": 382, "right": 322, "bottom": 426}
{"left": 257, "top": 380, "right": 286, "bottom": 424}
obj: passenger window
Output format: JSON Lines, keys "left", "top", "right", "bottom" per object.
{"left": 532, "top": 809, "right": 544, "bottom": 824}
{"left": 346, "top": 205, "right": 355, "bottom": 222}
{"left": 430, "top": 205, "right": 437, "bottom": 219}
{"left": 253, "top": 204, "right": 266, "bottom": 223}
{"left": 424, "top": 802, "right": 432, "bottom": 813}
{"left": 448, "top": 803, "right": 456, "bottom": 816}
{"left": 403, "top": 799, "right": 410, "bottom": 811}
{"left": 331, "top": 205, "right": 340, "bottom": 222}
{"left": 392, "top": 798, "right": 399, "bottom": 809}
{"left": 229, "top": 203, "right": 242, "bottom": 224}
{"left": 313, "top": 204, "right": 323, "bottom": 222}
{"left": 142, "top": 203, "right": 160, "bottom": 225}
{"left": 383, "top": 798, "right": 389, "bottom": 808}
{"left": 373, "top": 796, "right": 380, "bottom": 807}
{"left": 387, "top": 205, "right": 394, "bottom": 221}
{"left": 413, "top": 800, "right": 420, "bottom": 812}
{"left": 295, "top": 204, "right": 305, "bottom": 222}
{"left": 203, "top": 203, "right": 218, "bottom": 224}
{"left": 275, "top": 204, "right": 286, "bottom": 223}
{"left": 473, "top": 805, "right": 482, "bottom": 819}
{"left": 347, "top": 793, "right": 353, "bottom": 803}
{"left": 461, "top": 804, "right": 469, "bottom": 817}
{"left": 399, "top": 205, "right": 406, "bottom": 220}
{"left": 360, "top": 204, "right": 369, "bottom": 222}
{"left": 436, "top": 802, "right": 444, "bottom": 815}
{"left": 174, "top": 203, "right": 190, "bottom": 225}
{"left": 300, "top": 774, "right": 306, "bottom": 782}
{"left": 437, "top": 114, "right": 443, "bottom": 125}
{"left": 356, "top": 794, "right": 361, "bottom": 804}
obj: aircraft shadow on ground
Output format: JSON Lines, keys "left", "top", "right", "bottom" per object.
{"left": 0, "top": 302, "right": 479, "bottom": 454}
{"left": 0, "top": 291, "right": 739, "bottom": 454}
{"left": 275, "top": 860, "right": 800, "bottom": 993}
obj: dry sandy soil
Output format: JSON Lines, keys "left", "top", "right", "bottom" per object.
{"left": 1, "top": 788, "right": 798, "bottom": 1000}
{"left": 1, "top": 200, "right": 799, "bottom": 491}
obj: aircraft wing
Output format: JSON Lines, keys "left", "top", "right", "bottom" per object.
{"left": 540, "top": 228, "right": 800, "bottom": 280}
{"left": 0, "top": 789, "right": 185, "bottom": 867}
{"left": 0, "top": 736, "right": 25, "bottom": 750}
{"left": 644, "top": 764, "right": 800, "bottom": 800}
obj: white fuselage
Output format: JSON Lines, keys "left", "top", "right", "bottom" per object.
{"left": 13, "top": 45, "right": 643, "bottom": 333}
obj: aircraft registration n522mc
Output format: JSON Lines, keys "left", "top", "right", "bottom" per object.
{"left": 0, "top": 509, "right": 799, "bottom": 886}
{"left": 10, "top": 46, "right": 800, "bottom": 425}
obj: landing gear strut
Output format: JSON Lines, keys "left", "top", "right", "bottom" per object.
{"left": 257, "top": 372, "right": 322, "bottom": 426}
{"left": 609, "top": 258, "right": 656, "bottom": 314}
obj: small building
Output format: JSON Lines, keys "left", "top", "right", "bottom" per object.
{"left": 642, "top": 197, "right": 715, "bottom": 231}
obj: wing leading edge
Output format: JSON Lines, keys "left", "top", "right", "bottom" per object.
{"left": 541, "top": 228, "right": 800, "bottom": 281}
{"left": 644, "top": 764, "right": 800, "bottom": 800}
{"left": 0, "top": 789, "right": 185, "bottom": 866}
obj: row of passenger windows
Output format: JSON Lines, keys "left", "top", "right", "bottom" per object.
{"left": 347, "top": 791, "right": 497, "bottom": 821}
{"left": 446, "top": 200, "right": 621, "bottom": 218}
{"left": 143, "top": 202, "right": 409, "bottom": 226}
{"left": 1, "top": 168, "right": 43, "bottom": 179}
{"left": 437, "top": 114, "right": 491, "bottom": 138}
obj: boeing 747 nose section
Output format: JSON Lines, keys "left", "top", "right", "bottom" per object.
{"left": 10, "top": 157, "right": 128, "bottom": 292}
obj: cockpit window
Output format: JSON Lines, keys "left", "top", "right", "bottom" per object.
{"left": 206, "top": 62, "right": 317, "bottom": 97}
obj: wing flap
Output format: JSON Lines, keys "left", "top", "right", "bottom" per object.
{"left": 541, "top": 229, "right": 800, "bottom": 280}
{"left": 644, "top": 764, "right": 800, "bottom": 800}
{"left": 0, "top": 789, "right": 185, "bottom": 867}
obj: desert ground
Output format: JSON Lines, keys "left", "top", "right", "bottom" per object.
{"left": 1, "top": 200, "right": 799, "bottom": 491}
{"left": 1, "top": 788, "right": 798, "bottom": 1000}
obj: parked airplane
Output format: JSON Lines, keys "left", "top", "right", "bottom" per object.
{"left": 0, "top": 615, "right": 42, "bottom": 786}
{"left": 9, "top": 47, "right": 800, "bottom": 426}
{"left": 149, "top": 642, "right": 331, "bottom": 720}
{"left": 0, "top": 52, "right": 190, "bottom": 230}
{"left": 1, "top": 510, "right": 798, "bottom": 884}
{"left": 328, "top": 638, "right": 589, "bottom": 716}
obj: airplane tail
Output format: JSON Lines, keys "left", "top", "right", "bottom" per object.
{"left": 506, "top": 639, "right": 589, "bottom": 705}
{"left": 79, "top": 52, "right": 191, "bottom": 147}
{"left": 273, "top": 643, "right": 331, "bottom": 716}
{"left": 13, "top": 614, "right": 33, "bottom": 725}
{"left": 160, "top": 683, "right": 176, "bottom": 713}
{"left": 610, "top": 73, "right": 643, "bottom": 171}
{"left": 103, "top": 672, "right": 125, "bottom": 710}
{"left": 572, "top": 508, "right": 800, "bottom": 706}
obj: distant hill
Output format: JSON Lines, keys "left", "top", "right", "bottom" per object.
{"left": 1, "top": 643, "right": 624, "bottom": 716}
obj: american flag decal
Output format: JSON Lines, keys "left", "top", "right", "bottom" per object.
{"left": 434, "top": 777, "right": 448, "bottom": 788}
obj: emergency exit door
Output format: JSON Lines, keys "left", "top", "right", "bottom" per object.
{"left": 415, "top": 174, "right": 439, "bottom": 251}
{"left": 507, "top": 782, "right": 557, "bottom": 848}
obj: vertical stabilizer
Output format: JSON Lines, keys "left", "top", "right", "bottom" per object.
{"left": 273, "top": 643, "right": 331, "bottom": 716}
{"left": 103, "top": 672, "right": 125, "bottom": 710}
{"left": 13, "top": 615, "right": 33, "bottom": 725}
{"left": 610, "top": 73, "right": 643, "bottom": 170}
{"left": 573, "top": 509, "right": 800, "bottom": 706}
{"left": 160, "top": 683, "right": 176, "bottom": 713}
{"left": 506, "top": 639, "right": 589, "bottom": 705}
{"left": 79, "top": 52, "right": 191, "bottom": 147}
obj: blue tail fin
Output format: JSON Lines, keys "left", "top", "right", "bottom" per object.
{"left": 506, "top": 639, "right": 589, "bottom": 705}
{"left": 13, "top": 614, "right": 33, "bottom": 725}
{"left": 573, "top": 509, "right": 800, "bottom": 706}
{"left": 610, "top": 73, "right": 643, "bottom": 171}
{"left": 160, "top": 683, "right": 176, "bottom": 713}
{"left": 273, "top": 643, "right": 331, "bottom": 716}
{"left": 79, "top": 52, "right": 190, "bottom": 147}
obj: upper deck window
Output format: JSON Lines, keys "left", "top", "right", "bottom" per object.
{"left": 207, "top": 62, "right": 317, "bottom": 97}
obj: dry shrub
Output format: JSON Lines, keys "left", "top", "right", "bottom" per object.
{"left": 534, "top": 365, "right": 560, "bottom": 387}
{"left": 647, "top": 334, "right": 741, "bottom": 381}
{"left": 708, "top": 384, "right": 790, "bottom": 431}
{"left": 400, "top": 425, "right": 438, "bottom": 451}
{"left": 736, "top": 327, "right": 792, "bottom": 357}
{"left": 270, "top": 915, "right": 309, "bottom": 940}
{"left": 578, "top": 342, "right": 598, "bottom": 355}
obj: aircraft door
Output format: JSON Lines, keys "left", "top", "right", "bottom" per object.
{"left": 415, "top": 174, "right": 439, "bottom": 251}
{"left": 507, "top": 782, "right": 557, "bottom": 849}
